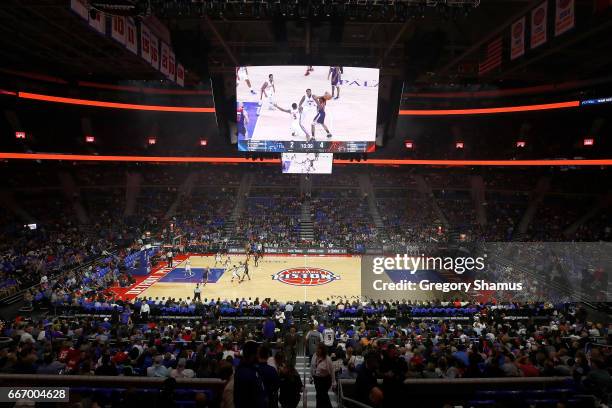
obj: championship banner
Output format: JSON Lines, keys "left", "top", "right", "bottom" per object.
{"left": 111, "top": 15, "right": 126, "bottom": 45}
{"left": 555, "top": 0, "right": 574, "bottom": 36}
{"left": 140, "top": 24, "right": 151, "bottom": 63}
{"left": 160, "top": 42, "right": 170, "bottom": 76}
{"left": 150, "top": 34, "right": 160, "bottom": 70}
{"left": 88, "top": 8, "right": 106, "bottom": 34}
{"left": 510, "top": 17, "right": 526, "bottom": 60}
{"left": 125, "top": 18, "right": 137, "bottom": 54}
{"left": 167, "top": 51, "right": 176, "bottom": 81}
{"left": 176, "top": 63, "right": 185, "bottom": 87}
{"left": 70, "top": 0, "right": 89, "bottom": 20}
{"left": 478, "top": 37, "right": 502, "bottom": 75}
{"left": 531, "top": 1, "right": 548, "bottom": 49}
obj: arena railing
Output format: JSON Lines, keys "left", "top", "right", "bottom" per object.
{"left": 338, "top": 377, "right": 586, "bottom": 408}
{"left": 0, "top": 373, "right": 225, "bottom": 388}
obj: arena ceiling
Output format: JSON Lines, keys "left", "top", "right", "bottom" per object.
{"left": 0, "top": 0, "right": 611, "bottom": 89}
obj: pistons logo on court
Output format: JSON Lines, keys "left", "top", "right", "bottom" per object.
{"left": 272, "top": 267, "right": 340, "bottom": 286}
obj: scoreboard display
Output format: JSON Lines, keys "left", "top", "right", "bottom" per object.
{"left": 237, "top": 140, "right": 375, "bottom": 153}
{"left": 236, "top": 65, "right": 379, "bottom": 153}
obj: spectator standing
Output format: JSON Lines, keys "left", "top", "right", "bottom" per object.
{"left": 262, "top": 317, "right": 276, "bottom": 342}
{"left": 310, "top": 343, "right": 336, "bottom": 408}
{"left": 279, "top": 363, "right": 303, "bottom": 408}
{"left": 194, "top": 284, "right": 201, "bottom": 302}
{"left": 283, "top": 327, "right": 298, "bottom": 368}
{"left": 167, "top": 249, "right": 173, "bottom": 268}
{"left": 140, "top": 301, "right": 150, "bottom": 322}
{"left": 234, "top": 341, "right": 268, "bottom": 408}
{"left": 306, "top": 326, "right": 323, "bottom": 363}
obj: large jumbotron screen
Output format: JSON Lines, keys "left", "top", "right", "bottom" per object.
{"left": 236, "top": 65, "right": 379, "bottom": 153}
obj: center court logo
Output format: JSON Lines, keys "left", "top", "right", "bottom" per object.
{"left": 272, "top": 267, "right": 340, "bottom": 286}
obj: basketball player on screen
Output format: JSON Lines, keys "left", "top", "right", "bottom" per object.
{"left": 236, "top": 66, "right": 256, "bottom": 95}
{"left": 257, "top": 74, "right": 276, "bottom": 115}
{"left": 237, "top": 102, "right": 249, "bottom": 140}
{"left": 299, "top": 88, "right": 317, "bottom": 127}
{"left": 296, "top": 153, "right": 318, "bottom": 173}
{"left": 273, "top": 102, "right": 309, "bottom": 139}
{"left": 328, "top": 66, "right": 343, "bottom": 99}
{"left": 311, "top": 92, "right": 332, "bottom": 140}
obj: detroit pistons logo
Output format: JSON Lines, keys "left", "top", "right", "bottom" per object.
{"left": 272, "top": 267, "right": 340, "bottom": 286}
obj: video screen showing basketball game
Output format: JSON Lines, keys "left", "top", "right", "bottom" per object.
{"left": 236, "top": 65, "right": 379, "bottom": 153}
{"left": 281, "top": 153, "right": 333, "bottom": 174}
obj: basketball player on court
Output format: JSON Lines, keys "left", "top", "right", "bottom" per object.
{"left": 304, "top": 66, "right": 314, "bottom": 76}
{"left": 240, "top": 261, "right": 251, "bottom": 282}
{"left": 328, "top": 66, "right": 343, "bottom": 99}
{"left": 202, "top": 267, "right": 209, "bottom": 286}
{"left": 223, "top": 255, "right": 231, "bottom": 268}
{"left": 230, "top": 264, "right": 241, "bottom": 283}
{"left": 237, "top": 102, "right": 249, "bottom": 140}
{"left": 257, "top": 74, "right": 276, "bottom": 115}
{"left": 236, "top": 66, "right": 256, "bottom": 95}
{"left": 273, "top": 102, "right": 308, "bottom": 139}
{"left": 214, "top": 252, "right": 222, "bottom": 266}
{"left": 311, "top": 93, "right": 333, "bottom": 140}
{"left": 184, "top": 259, "right": 193, "bottom": 278}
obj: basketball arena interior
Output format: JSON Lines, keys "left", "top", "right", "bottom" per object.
{"left": 0, "top": 1, "right": 611, "bottom": 407}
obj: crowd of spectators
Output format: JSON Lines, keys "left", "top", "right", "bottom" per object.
{"left": 1, "top": 164, "right": 610, "bottom": 299}
{"left": 311, "top": 190, "right": 380, "bottom": 250}
{"left": 176, "top": 189, "right": 236, "bottom": 252}
{"left": 235, "top": 194, "right": 303, "bottom": 247}
{"left": 1, "top": 289, "right": 610, "bottom": 407}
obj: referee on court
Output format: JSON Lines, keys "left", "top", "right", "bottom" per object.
{"left": 194, "top": 283, "right": 202, "bottom": 302}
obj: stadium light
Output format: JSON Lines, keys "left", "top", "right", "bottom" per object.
{"left": 404, "top": 140, "right": 414, "bottom": 149}
{"left": 85, "top": 135, "right": 95, "bottom": 143}
{"left": 148, "top": 137, "right": 157, "bottom": 145}
{"left": 455, "top": 141, "right": 464, "bottom": 149}
{"left": 15, "top": 131, "right": 26, "bottom": 139}
{"left": 200, "top": 139, "right": 208, "bottom": 146}
{"left": 583, "top": 138, "right": 594, "bottom": 146}
{"left": 516, "top": 140, "right": 526, "bottom": 148}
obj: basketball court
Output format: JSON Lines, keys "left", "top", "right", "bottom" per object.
{"left": 113, "top": 254, "right": 363, "bottom": 302}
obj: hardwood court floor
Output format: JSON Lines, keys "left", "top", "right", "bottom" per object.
{"left": 139, "top": 254, "right": 362, "bottom": 303}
